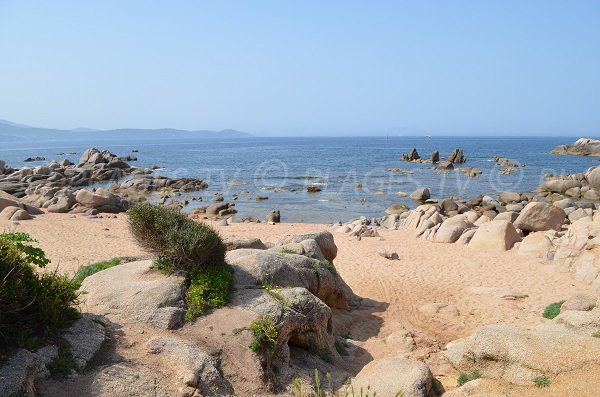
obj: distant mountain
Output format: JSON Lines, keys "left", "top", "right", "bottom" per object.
{"left": 0, "top": 119, "right": 252, "bottom": 142}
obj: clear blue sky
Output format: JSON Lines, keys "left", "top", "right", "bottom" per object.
{"left": 0, "top": 1, "right": 598, "bottom": 136}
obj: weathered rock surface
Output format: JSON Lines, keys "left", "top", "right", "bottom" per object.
{"left": 513, "top": 202, "right": 566, "bottom": 232}
{"left": 352, "top": 357, "right": 433, "bottom": 397}
{"left": 551, "top": 138, "right": 600, "bottom": 157}
{"left": 410, "top": 187, "right": 431, "bottom": 201}
{"left": 278, "top": 231, "right": 338, "bottom": 263}
{"left": 146, "top": 336, "right": 233, "bottom": 396}
{"left": 226, "top": 249, "right": 353, "bottom": 309}
{"left": 469, "top": 220, "right": 522, "bottom": 251}
{"left": 62, "top": 314, "right": 106, "bottom": 371}
{"left": 80, "top": 260, "right": 186, "bottom": 329}
{"left": 445, "top": 324, "right": 600, "bottom": 385}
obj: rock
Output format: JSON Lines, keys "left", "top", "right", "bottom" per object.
{"left": 0, "top": 349, "right": 47, "bottom": 397}
{"left": 233, "top": 287, "right": 336, "bottom": 366}
{"left": 553, "top": 198, "right": 576, "bottom": 209}
{"left": 402, "top": 148, "right": 420, "bottom": 161}
{"left": 469, "top": 220, "right": 522, "bottom": 251}
{"left": 448, "top": 148, "right": 466, "bottom": 163}
{"left": 80, "top": 260, "right": 186, "bottom": 329}
{"left": 385, "top": 203, "right": 409, "bottom": 215}
{"left": 226, "top": 249, "right": 352, "bottom": 309}
{"left": 266, "top": 209, "right": 280, "bottom": 223}
{"left": 378, "top": 250, "right": 400, "bottom": 260}
{"left": 62, "top": 314, "right": 106, "bottom": 371}
{"left": 306, "top": 186, "right": 322, "bottom": 192}
{"left": 538, "top": 307, "right": 600, "bottom": 337}
{"left": 540, "top": 179, "right": 582, "bottom": 194}
{"left": 75, "top": 188, "right": 119, "bottom": 209}
{"left": 278, "top": 231, "right": 338, "bottom": 262}
{"left": 568, "top": 208, "right": 590, "bottom": 223}
{"left": 586, "top": 166, "right": 600, "bottom": 189}
{"left": 561, "top": 294, "right": 597, "bottom": 312}
{"left": 255, "top": 195, "right": 268, "bottom": 201}
{"left": 437, "top": 160, "right": 454, "bottom": 170}
{"left": 457, "top": 228, "right": 477, "bottom": 245}
{"left": 213, "top": 194, "right": 224, "bottom": 202}
{"left": 223, "top": 238, "right": 267, "bottom": 251}
{"left": 513, "top": 202, "right": 566, "bottom": 232}
{"left": 434, "top": 215, "right": 474, "bottom": 243}
{"left": 584, "top": 189, "right": 600, "bottom": 201}
{"left": 431, "top": 151, "right": 440, "bottom": 163}
{"left": 0, "top": 206, "right": 22, "bottom": 221}
{"left": 518, "top": 231, "right": 555, "bottom": 259}
{"left": 0, "top": 159, "right": 5, "bottom": 174}
{"left": 0, "top": 190, "right": 24, "bottom": 212}
{"left": 90, "top": 363, "right": 170, "bottom": 396}
{"left": 410, "top": 187, "right": 431, "bottom": 201}
{"left": 206, "top": 202, "right": 230, "bottom": 215}
{"left": 494, "top": 211, "right": 518, "bottom": 223}
{"left": 352, "top": 358, "right": 433, "bottom": 397}
{"left": 499, "top": 191, "right": 521, "bottom": 204}
{"left": 146, "top": 336, "right": 233, "bottom": 395}
{"left": 440, "top": 198, "right": 459, "bottom": 214}
{"left": 552, "top": 138, "right": 600, "bottom": 157}
{"left": 445, "top": 324, "right": 600, "bottom": 385}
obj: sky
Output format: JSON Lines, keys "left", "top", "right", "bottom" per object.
{"left": 0, "top": 1, "right": 599, "bottom": 137}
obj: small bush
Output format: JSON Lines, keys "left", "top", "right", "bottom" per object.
{"left": 542, "top": 300, "right": 565, "bottom": 319}
{"left": 457, "top": 370, "right": 481, "bottom": 386}
{"left": 594, "top": 331, "right": 600, "bottom": 338}
{"left": 73, "top": 257, "right": 122, "bottom": 287}
{"left": 533, "top": 375, "right": 550, "bottom": 388}
{"left": 249, "top": 316, "right": 278, "bottom": 352}
{"left": 46, "top": 342, "right": 75, "bottom": 378}
{"left": 127, "top": 203, "right": 225, "bottom": 273}
{"left": 0, "top": 233, "right": 79, "bottom": 355}
{"left": 185, "top": 264, "right": 234, "bottom": 321}
{"left": 334, "top": 340, "right": 348, "bottom": 356}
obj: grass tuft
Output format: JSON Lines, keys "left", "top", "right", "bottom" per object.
{"left": 457, "top": 370, "right": 481, "bottom": 386}
{"left": 533, "top": 375, "right": 550, "bottom": 388}
{"left": 73, "top": 257, "right": 122, "bottom": 287}
{"left": 249, "top": 316, "right": 278, "bottom": 352}
{"left": 542, "top": 300, "right": 565, "bottom": 319}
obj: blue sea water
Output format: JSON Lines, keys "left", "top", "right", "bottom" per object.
{"left": 1, "top": 136, "right": 598, "bottom": 223}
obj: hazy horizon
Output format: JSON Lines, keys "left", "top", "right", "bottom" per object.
{"left": 1, "top": 1, "right": 599, "bottom": 137}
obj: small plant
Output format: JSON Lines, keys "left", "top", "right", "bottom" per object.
{"left": 542, "top": 300, "right": 565, "bottom": 319}
{"left": 127, "top": 203, "right": 225, "bottom": 273}
{"left": 72, "top": 257, "right": 123, "bottom": 287}
{"left": 311, "top": 346, "right": 334, "bottom": 364}
{"left": 335, "top": 340, "right": 348, "bottom": 356}
{"left": 457, "top": 370, "right": 481, "bottom": 386}
{"left": 249, "top": 316, "right": 278, "bottom": 352}
{"left": 46, "top": 342, "right": 75, "bottom": 378}
{"left": 594, "top": 331, "right": 600, "bottom": 338}
{"left": 1, "top": 232, "right": 50, "bottom": 267}
{"left": 185, "top": 264, "right": 234, "bottom": 321}
{"left": 292, "top": 369, "right": 394, "bottom": 397}
{"left": 533, "top": 375, "right": 550, "bottom": 388}
{"left": 311, "top": 259, "right": 337, "bottom": 276}
{"left": 341, "top": 331, "right": 353, "bottom": 340}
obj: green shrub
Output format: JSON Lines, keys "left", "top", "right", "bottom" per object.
{"left": 334, "top": 340, "right": 348, "bottom": 356}
{"left": 127, "top": 203, "right": 225, "bottom": 273}
{"left": 73, "top": 257, "right": 123, "bottom": 287}
{"left": 542, "top": 300, "right": 565, "bottom": 319}
{"left": 457, "top": 370, "right": 481, "bottom": 386}
{"left": 533, "top": 375, "right": 550, "bottom": 388}
{"left": 46, "top": 342, "right": 75, "bottom": 378}
{"left": 249, "top": 316, "right": 278, "bottom": 352}
{"left": 594, "top": 331, "right": 600, "bottom": 338}
{"left": 0, "top": 233, "right": 79, "bottom": 355}
{"left": 185, "top": 264, "right": 234, "bottom": 321}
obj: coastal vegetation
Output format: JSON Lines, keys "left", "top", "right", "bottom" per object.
{"left": 72, "top": 257, "right": 123, "bottom": 287}
{"left": 542, "top": 300, "right": 565, "bottom": 319}
{"left": 128, "top": 202, "right": 226, "bottom": 273}
{"left": 0, "top": 232, "right": 79, "bottom": 356}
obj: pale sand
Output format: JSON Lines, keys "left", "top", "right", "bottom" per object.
{"left": 3, "top": 213, "right": 594, "bottom": 395}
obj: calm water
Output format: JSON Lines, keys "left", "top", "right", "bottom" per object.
{"left": 1, "top": 136, "right": 598, "bottom": 223}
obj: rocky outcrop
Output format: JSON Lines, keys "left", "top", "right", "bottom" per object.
{"left": 226, "top": 249, "right": 353, "bottom": 309}
{"left": 445, "top": 324, "right": 600, "bottom": 385}
{"left": 551, "top": 138, "right": 600, "bottom": 157}
{"left": 80, "top": 260, "right": 186, "bottom": 329}
{"left": 146, "top": 336, "right": 233, "bottom": 396}
{"left": 278, "top": 231, "right": 338, "bottom": 263}
{"left": 448, "top": 148, "right": 466, "bottom": 163}
{"left": 352, "top": 358, "right": 434, "bottom": 397}
{"left": 401, "top": 148, "right": 420, "bottom": 161}
{"left": 410, "top": 187, "right": 431, "bottom": 201}
{"left": 468, "top": 220, "right": 522, "bottom": 251}
{"left": 513, "top": 202, "right": 566, "bottom": 232}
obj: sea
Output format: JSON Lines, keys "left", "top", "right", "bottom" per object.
{"left": 1, "top": 136, "right": 598, "bottom": 223}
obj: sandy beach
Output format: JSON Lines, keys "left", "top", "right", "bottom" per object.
{"left": 4, "top": 211, "right": 598, "bottom": 395}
